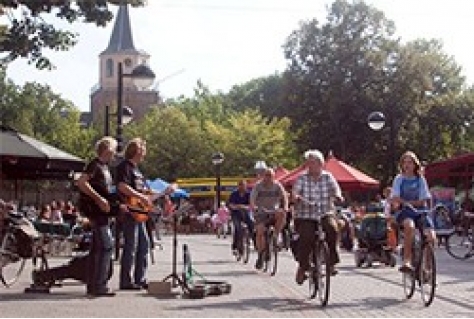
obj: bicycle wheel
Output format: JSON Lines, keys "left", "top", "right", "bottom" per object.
{"left": 446, "top": 229, "right": 473, "bottom": 260}
{"left": 269, "top": 230, "right": 278, "bottom": 276}
{"left": 242, "top": 228, "right": 250, "bottom": 264}
{"left": 308, "top": 248, "right": 317, "bottom": 299}
{"left": 316, "top": 241, "right": 330, "bottom": 307}
{"left": 419, "top": 243, "right": 436, "bottom": 307}
{"left": 0, "top": 231, "right": 26, "bottom": 287}
{"left": 402, "top": 269, "right": 415, "bottom": 299}
{"left": 262, "top": 230, "right": 272, "bottom": 273}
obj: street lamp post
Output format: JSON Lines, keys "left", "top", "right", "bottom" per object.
{"left": 104, "top": 104, "right": 134, "bottom": 137}
{"left": 113, "top": 61, "right": 155, "bottom": 260}
{"left": 212, "top": 152, "right": 225, "bottom": 211}
{"left": 115, "top": 62, "right": 155, "bottom": 153}
{"left": 367, "top": 111, "right": 396, "bottom": 181}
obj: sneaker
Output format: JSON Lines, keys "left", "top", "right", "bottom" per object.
{"left": 255, "top": 255, "right": 263, "bottom": 270}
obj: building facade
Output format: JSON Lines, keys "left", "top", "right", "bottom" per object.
{"left": 90, "top": 4, "right": 160, "bottom": 126}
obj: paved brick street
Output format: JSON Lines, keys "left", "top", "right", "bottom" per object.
{"left": 1, "top": 234, "right": 473, "bottom": 317}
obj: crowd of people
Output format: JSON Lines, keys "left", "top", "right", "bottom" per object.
{"left": 2, "top": 138, "right": 472, "bottom": 298}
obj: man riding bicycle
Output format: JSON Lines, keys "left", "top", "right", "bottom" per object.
{"left": 228, "top": 180, "right": 255, "bottom": 255}
{"left": 292, "top": 150, "right": 343, "bottom": 284}
{"left": 250, "top": 168, "right": 288, "bottom": 270}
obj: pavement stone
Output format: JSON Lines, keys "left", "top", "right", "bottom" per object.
{"left": 1, "top": 234, "right": 473, "bottom": 317}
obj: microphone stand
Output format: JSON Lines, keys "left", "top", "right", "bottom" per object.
{"left": 162, "top": 201, "right": 189, "bottom": 293}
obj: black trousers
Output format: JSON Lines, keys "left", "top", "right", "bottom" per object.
{"left": 294, "top": 216, "right": 340, "bottom": 271}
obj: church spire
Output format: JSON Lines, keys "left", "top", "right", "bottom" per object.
{"left": 102, "top": 4, "right": 138, "bottom": 54}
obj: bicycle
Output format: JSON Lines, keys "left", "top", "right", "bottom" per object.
{"left": 257, "top": 208, "right": 281, "bottom": 276}
{"left": 234, "top": 218, "right": 251, "bottom": 264}
{"left": 1, "top": 211, "right": 50, "bottom": 288}
{"left": 445, "top": 211, "right": 474, "bottom": 260}
{"left": 231, "top": 208, "right": 253, "bottom": 264}
{"left": 298, "top": 198, "right": 330, "bottom": 307}
{"left": 398, "top": 206, "right": 436, "bottom": 307}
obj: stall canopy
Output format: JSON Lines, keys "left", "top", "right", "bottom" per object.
{"left": 0, "top": 125, "right": 85, "bottom": 180}
{"left": 425, "top": 152, "right": 474, "bottom": 182}
{"left": 279, "top": 155, "right": 380, "bottom": 191}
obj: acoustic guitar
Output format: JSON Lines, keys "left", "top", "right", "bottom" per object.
{"left": 127, "top": 184, "right": 178, "bottom": 222}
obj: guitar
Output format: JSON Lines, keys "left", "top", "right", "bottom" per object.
{"left": 127, "top": 184, "right": 178, "bottom": 222}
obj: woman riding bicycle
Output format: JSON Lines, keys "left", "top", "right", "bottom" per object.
{"left": 389, "top": 151, "right": 437, "bottom": 273}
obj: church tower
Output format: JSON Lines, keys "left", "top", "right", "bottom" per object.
{"left": 90, "top": 4, "right": 160, "bottom": 125}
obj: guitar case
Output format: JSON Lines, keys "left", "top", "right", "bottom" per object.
{"left": 186, "top": 280, "right": 232, "bottom": 299}
{"left": 31, "top": 252, "right": 113, "bottom": 287}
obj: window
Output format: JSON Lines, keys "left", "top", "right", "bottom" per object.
{"left": 106, "top": 59, "right": 114, "bottom": 77}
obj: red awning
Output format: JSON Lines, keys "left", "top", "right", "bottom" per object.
{"left": 279, "top": 156, "right": 380, "bottom": 191}
{"left": 425, "top": 153, "right": 474, "bottom": 180}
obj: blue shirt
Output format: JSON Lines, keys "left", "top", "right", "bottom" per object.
{"left": 227, "top": 190, "right": 250, "bottom": 214}
{"left": 391, "top": 174, "right": 431, "bottom": 204}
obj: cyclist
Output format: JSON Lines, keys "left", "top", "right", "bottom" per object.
{"left": 228, "top": 180, "right": 255, "bottom": 255}
{"left": 389, "top": 151, "right": 436, "bottom": 273}
{"left": 250, "top": 168, "right": 288, "bottom": 270}
{"left": 292, "top": 150, "right": 343, "bottom": 284}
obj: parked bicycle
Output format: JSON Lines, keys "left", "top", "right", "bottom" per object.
{"left": 0, "top": 211, "right": 46, "bottom": 287}
{"left": 446, "top": 211, "right": 474, "bottom": 260}
{"left": 399, "top": 206, "right": 436, "bottom": 307}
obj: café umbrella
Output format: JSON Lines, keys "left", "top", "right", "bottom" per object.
{"left": 0, "top": 125, "right": 85, "bottom": 180}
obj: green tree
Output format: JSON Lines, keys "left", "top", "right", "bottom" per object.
{"left": 226, "top": 73, "right": 287, "bottom": 119}
{"left": 281, "top": 0, "right": 472, "bottom": 182}
{"left": 204, "top": 110, "right": 299, "bottom": 176}
{"left": 0, "top": 68, "right": 97, "bottom": 160}
{"left": 125, "top": 107, "right": 213, "bottom": 181}
{"left": 125, "top": 88, "right": 299, "bottom": 180}
{"left": 0, "top": 0, "right": 146, "bottom": 69}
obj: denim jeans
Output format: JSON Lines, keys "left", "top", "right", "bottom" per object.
{"left": 231, "top": 210, "right": 255, "bottom": 250}
{"left": 87, "top": 224, "right": 113, "bottom": 293}
{"left": 119, "top": 214, "right": 150, "bottom": 287}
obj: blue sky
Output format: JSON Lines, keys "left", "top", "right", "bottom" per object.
{"left": 3, "top": 0, "right": 474, "bottom": 111}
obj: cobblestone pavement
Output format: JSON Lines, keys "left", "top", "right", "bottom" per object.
{"left": 1, "top": 234, "right": 473, "bottom": 317}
